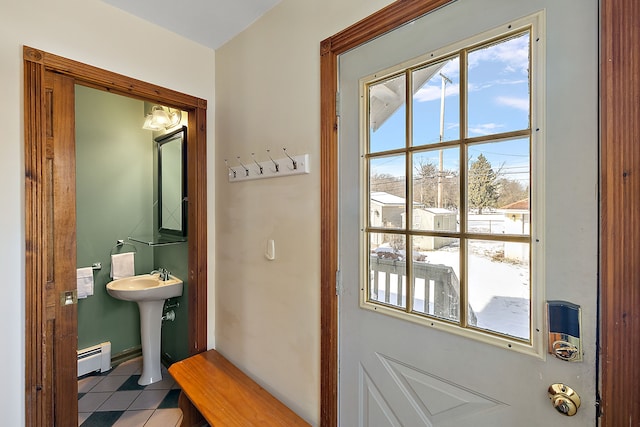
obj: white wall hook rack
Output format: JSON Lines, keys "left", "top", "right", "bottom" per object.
{"left": 227, "top": 152, "right": 310, "bottom": 183}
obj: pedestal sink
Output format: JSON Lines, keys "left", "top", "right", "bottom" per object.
{"left": 106, "top": 273, "right": 183, "bottom": 385}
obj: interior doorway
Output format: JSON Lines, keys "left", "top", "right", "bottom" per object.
{"left": 23, "top": 46, "right": 208, "bottom": 426}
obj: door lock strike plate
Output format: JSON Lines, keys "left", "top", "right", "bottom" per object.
{"left": 60, "top": 290, "right": 78, "bottom": 306}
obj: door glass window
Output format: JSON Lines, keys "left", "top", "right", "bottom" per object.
{"left": 363, "top": 26, "right": 535, "bottom": 345}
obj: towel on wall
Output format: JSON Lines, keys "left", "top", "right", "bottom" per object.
{"left": 77, "top": 267, "right": 94, "bottom": 299}
{"left": 111, "top": 252, "right": 135, "bottom": 280}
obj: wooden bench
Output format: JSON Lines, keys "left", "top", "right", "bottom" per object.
{"left": 168, "top": 349, "right": 310, "bottom": 427}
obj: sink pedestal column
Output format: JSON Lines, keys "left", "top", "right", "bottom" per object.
{"left": 105, "top": 274, "right": 183, "bottom": 386}
{"left": 137, "top": 300, "right": 164, "bottom": 385}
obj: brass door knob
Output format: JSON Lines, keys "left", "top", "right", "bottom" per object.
{"left": 548, "top": 383, "right": 581, "bottom": 416}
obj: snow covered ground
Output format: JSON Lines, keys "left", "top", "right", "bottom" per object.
{"left": 371, "top": 237, "right": 530, "bottom": 340}
{"left": 425, "top": 241, "right": 530, "bottom": 339}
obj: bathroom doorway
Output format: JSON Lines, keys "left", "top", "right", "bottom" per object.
{"left": 75, "top": 87, "right": 191, "bottom": 369}
{"left": 23, "top": 46, "right": 208, "bottom": 426}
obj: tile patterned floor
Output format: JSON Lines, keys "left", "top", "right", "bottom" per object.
{"left": 78, "top": 357, "right": 183, "bottom": 427}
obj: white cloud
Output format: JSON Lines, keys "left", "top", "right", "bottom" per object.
{"left": 417, "top": 78, "right": 527, "bottom": 103}
{"left": 496, "top": 96, "right": 529, "bottom": 111}
{"left": 468, "top": 123, "right": 504, "bottom": 136}
{"left": 414, "top": 82, "right": 460, "bottom": 102}
{"left": 413, "top": 35, "right": 529, "bottom": 103}
{"left": 468, "top": 34, "right": 529, "bottom": 75}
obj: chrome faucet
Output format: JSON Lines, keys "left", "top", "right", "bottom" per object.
{"left": 151, "top": 268, "right": 170, "bottom": 281}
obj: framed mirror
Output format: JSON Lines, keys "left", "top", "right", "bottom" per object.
{"left": 156, "top": 126, "right": 187, "bottom": 236}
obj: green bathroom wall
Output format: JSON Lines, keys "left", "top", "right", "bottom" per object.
{"left": 76, "top": 85, "right": 155, "bottom": 355}
{"left": 156, "top": 243, "right": 190, "bottom": 363}
{"left": 76, "top": 87, "right": 190, "bottom": 363}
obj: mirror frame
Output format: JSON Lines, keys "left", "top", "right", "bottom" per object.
{"left": 156, "top": 125, "right": 187, "bottom": 236}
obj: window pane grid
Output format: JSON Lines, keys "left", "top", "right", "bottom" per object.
{"left": 364, "top": 28, "right": 533, "bottom": 344}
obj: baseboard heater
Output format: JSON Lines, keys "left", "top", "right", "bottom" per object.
{"left": 77, "top": 342, "right": 112, "bottom": 377}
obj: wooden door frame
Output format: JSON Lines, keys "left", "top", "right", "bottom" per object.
{"left": 599, "top": 0, "right": 640, "bottom": 423}
{"left": 319, "top": 0, "right": 639, "bottom": 425}
{"left": 24, "top": 46, "right": 208, "bottom": 424}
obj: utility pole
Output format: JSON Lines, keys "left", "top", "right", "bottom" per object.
{"left": 438, "top": 72, "right": 452, "bottom": 208}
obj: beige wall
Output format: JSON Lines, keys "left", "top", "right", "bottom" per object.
{"left": 0, "top": 0, "right": 215, "bottom": 424}
{"left": 0, "top": 0, "right": 403, "bottom": 423}
{"left": 215, "top": 0, "right": 393, "bottom": 424}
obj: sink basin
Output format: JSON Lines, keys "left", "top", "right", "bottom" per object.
{"left": 106, "top": 273, "right": 183, "bottom": 385}
{"left": 107, "top": 274, "right": 182, "bottom": 302}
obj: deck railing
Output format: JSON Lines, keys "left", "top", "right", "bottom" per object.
{"left": 369, "top": 256, "right": 477, "bottom": 325}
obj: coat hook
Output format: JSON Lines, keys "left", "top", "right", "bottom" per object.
{"left": 283, "top": 147, "right": 298, "bottom": 170}
{"left": 266, "top": 149, "right": 279, "bottom": 172}
{"left": 237, "top": 156, "right": 250, "bottom": 177}
{"left": 224, "top": 159, "right": 237, "bottom": 178}
{"left": 251, "top": 153, "right": 264, "bottom": 175}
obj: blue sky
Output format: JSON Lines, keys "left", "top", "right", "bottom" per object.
{"left": 369, "top": 32, "right": 531, "bottom": 186}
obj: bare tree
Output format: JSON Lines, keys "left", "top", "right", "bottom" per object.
{"left": 414, "top": 159, "right": 459, "bottom": 210}
{"left": 370, "top": 173, "right": 404, "bottom": 197}
{"left": 496, "top": 178, "right": 529, "bottom": 208}
{"left": 413, "top": 161, "right": 438, "bottom": 206}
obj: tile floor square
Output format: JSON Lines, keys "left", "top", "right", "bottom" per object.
{"left": 78, "top": 412, "right": 91, "bottom": 426}
{"left": 80, "top": 410, "right": 124, "bottom": 426}
{"left": 110, "top": 359, "right": 142, "bottom": 376}
{"left": 78, "top": 392, "right": 112, "bottom": 413}
{"left": 96, "top": 390, "right": 142, "bottom": 412}
{"left": 143, "top": 408, "right": 183, "bottom": 427}
{"left": 157, "top": 389, "right": 181, "bottom": 409}
{"left": 144, "top": 376, "right": 175, "bottom": 390}
{"left": 111, "top": 409, "right": 154, "bottom": 427}
{"left": 129, "top": 389, "right": 171, "bottom": 410}
{"left": 118, "top": 375, "right": 146, "bottom": 391}
{"left": 78, "top": 375, "right": 104, "bottom": 393}
{"left": 90, "top": 374, "right": 130, "bottom": 392}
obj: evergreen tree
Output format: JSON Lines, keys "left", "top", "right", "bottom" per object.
{"left": 468, "top": 153, "right": 498, "bottom": 214}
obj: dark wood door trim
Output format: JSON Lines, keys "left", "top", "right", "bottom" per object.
{"left": 24, "top": 46, "right": 208, "bottom": 424}
{"left": 599, "top": 0, "right": 640, "bottom": 424}
{"left": 48, "top": 70, "right": 80, "bottom": 425}
{"left": 24, "top": 48, "right": 48, "bottom": 427}
{"left": 320, "top": 1, "right": 635, "bottom": 426}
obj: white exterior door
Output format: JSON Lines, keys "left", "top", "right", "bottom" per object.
{"left": 338, "top": 1, "right": 598, "bottom": 426}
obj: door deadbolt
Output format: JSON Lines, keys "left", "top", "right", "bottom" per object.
{"left": 548, "top": 383, "right": 581, "bottom": 416}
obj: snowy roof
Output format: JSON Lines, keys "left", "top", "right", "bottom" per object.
{"left": 498, "top": 198, "right": 529, "bottom": 211}
{"left": 370, "top": 191, "right": 407, "bottom": 205}
{"left": 423, "top": 207, "right": 454, "bottom": 214}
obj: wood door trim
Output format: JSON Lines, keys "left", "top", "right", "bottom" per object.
{"left": 24, "top": 50, "right": 47, "bottom": 427}
{"left": 599, "top": 0, "right": 640, "bottom": 424}
{"left": 48, "top": 70, "right": 80, "bottom": 424}
{"left": 24, "top": 47, "right": 203, "bottom": 109}
{"left": 319, "top": 1, "right": 455, "bottom": 425}
{"left": 320, "top": 1, "right": 635, "bottom": 426}
{"left": 24, "top": 46, "right": 208, "bottom": 424}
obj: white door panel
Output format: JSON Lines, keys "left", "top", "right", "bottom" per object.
{"left": 338, "top": 1, "right": 598, "bottom": 426}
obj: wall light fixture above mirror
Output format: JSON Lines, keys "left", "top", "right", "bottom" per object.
{"left": 143, "top": 105, "right": 181, "bottom": 131}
